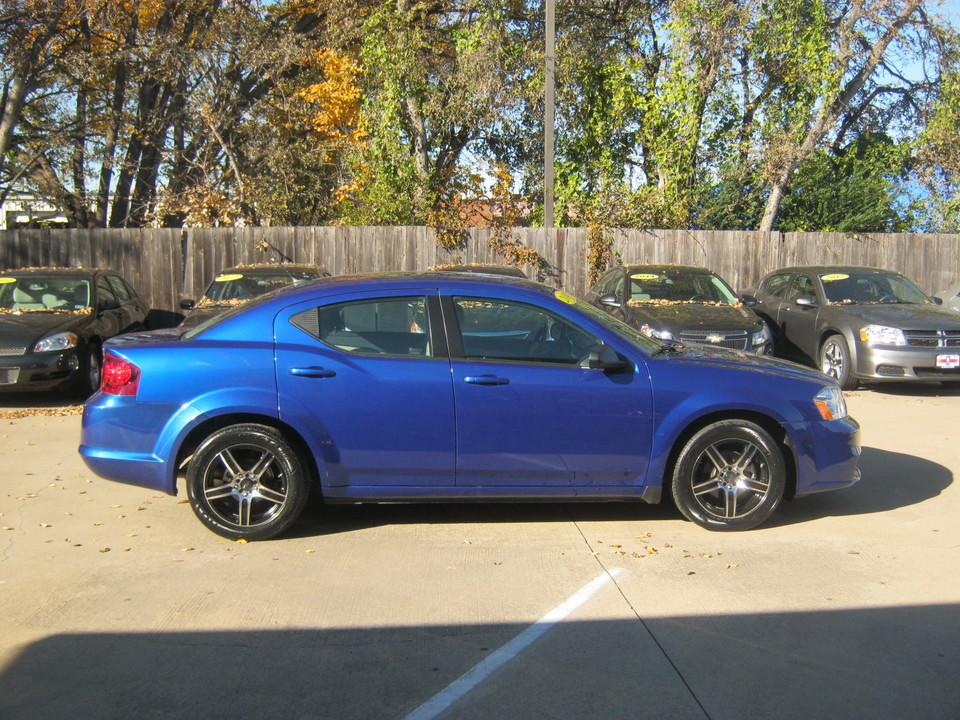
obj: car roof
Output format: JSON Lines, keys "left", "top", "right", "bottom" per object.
{"left": 217, "top": 263, "right": 327, "bottom": 275}
{"left": 0, "top": 266, "right": 99, "bottom": 277}
{"left": 268, "top": 270, "right": 548, "bottom": 302}
{"left": 767, "top": 265, "right": 900, "bottom": 276}
{"left": 620, "top": 264, "right": 715, "bottom": 274}
{"left": 427, "top": 263, "right": 527, "bottom": 278}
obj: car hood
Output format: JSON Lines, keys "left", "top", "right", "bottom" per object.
{"left": 664, "top": 342, "right": 828, "bottom": 383}
{"left": 0, "top": 311, "right": 89, "bottom": 346}
{"left": 825, "top": 303, "right": 960, "bottom": 329}
{"left": 624, "top": 303, "right": 760, "bottom": 330}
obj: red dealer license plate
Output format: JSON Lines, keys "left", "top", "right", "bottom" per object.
{"left": 937, "top": 354, "right": 960, "bottom": 369}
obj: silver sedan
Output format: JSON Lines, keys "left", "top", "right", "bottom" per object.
{"left": 746, "top": 266, "right": 960, "bottom": 389}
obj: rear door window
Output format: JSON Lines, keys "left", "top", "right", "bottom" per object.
{"left": 292, "top": 296, "right": 432, "bottom": 357}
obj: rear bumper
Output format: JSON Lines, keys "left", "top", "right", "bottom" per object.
{"left": 79, "top": 395, "right": 182, "bottom": 495}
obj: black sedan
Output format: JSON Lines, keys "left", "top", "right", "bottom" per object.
{"left": 0, "top": 267, "right": 148, "bottom": 395}
{"left": 179, "top": 263, "right": 330, "bottom": 328}
{"left": 588, "top": 265, "right": 772, "bottom": 353}
{"left": 747, "top": 266, "right": 960, "bottom": 389}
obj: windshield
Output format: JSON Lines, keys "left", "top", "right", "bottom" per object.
{"left": 627, "top": 270, "right": 739, "bottom": 305}
{"left": 569, "top": 293, "right": 662, "bottom": 354}
{"left": 0, "top": 275, "right": 92, "bottom": 312}
{"left": 819, "top": 270, "right": 932, "bottom": 305}
{"left": 202, "top": 269, "right": 321, "bottom": 304}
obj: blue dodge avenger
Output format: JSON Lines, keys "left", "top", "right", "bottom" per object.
{"left": 80, "top": 273, "right": 861, "bottom": 540}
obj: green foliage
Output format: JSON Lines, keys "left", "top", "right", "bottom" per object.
{"left": 776, "top": 135, "right": 911, "bottom": 232}
{"left": 1, "top": 0, "right": 955, "bottom": 235}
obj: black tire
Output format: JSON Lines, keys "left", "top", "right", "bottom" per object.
{"left": 819, "top": 334, "right": 857, "bottom": 390}
{"left": 671, "top": 420, "right": 786, "bottom": 531}
{"left": 186, "top": 423, "right": 309, "bottom": 541}
{"left": 70, "top": 343, "right": 102, "bottom": 398}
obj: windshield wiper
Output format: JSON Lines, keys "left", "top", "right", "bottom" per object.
{"left": 652, "top": 341, "right": 685, "bottom": 357}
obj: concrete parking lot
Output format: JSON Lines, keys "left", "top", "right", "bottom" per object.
{"left": 1, "top": 385, "right": 958, "bottom": 719}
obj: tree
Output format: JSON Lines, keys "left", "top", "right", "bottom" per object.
{"left": 753, "top": 0, "right": 926, "bottom": 231}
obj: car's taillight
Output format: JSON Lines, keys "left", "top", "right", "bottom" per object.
{"left": 101, "top": 354, "right": 140, "bottom": 395}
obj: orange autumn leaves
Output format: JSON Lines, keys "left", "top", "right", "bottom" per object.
{"left": 295, "top": 49, "right": 367, "bottom": 201}
{"left": 296, "top": 49, "right": 367, "bottom": 147}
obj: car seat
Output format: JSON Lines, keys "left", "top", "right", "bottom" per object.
{"left": 42, "top": 292, "right": 68, "bottom": 308}
{"left": 12, "top": 287, "right": 44, "bottom": 310}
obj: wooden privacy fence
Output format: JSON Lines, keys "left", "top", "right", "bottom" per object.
{"left": 2, "top": 226, "right": 959, "bottom": 314}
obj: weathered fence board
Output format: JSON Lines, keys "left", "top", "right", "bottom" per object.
{"left": 2, "top": 227, "right": 959, "bottom": 314}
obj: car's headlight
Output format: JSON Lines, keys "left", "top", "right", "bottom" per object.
{"left": 33, "top": 332, "right": 79, "bottom": 353}
{"left": 814, "top": 386, "right": 847, "bottom": 420}
{"left": 752, "top": 324, "right": 772, "bottom": 346}
{"left": 859, "top": 324, "right": 906, "bottom": 345}
{"left": 640, "top": 324, "right": 674, "bottom": 341}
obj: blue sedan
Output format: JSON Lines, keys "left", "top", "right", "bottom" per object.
{"left": 80, "top": 273, "right": 861, "bottom": 540}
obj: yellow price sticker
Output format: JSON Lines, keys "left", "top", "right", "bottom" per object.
{"left": 554, "top": 290, "right": 577, "bottom": 304}
{"left": 0, "top": 278, "right": 15, "bottom": 284}
{"left": 631, "top": 273, "right": 661, "bottom": 281}
{"left": 214, "top": 273, "right": 244, "bottom": 282}
{"left": 820, "top": 273, "right": 849, "bottom": 282}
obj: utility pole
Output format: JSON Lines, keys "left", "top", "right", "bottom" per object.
{"left": 544, "top": 0, "right": 555, "bottom": 228}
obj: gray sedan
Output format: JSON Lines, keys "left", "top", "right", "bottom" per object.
{"left": 747, "top": 266, "right": 960, "bottom": 389}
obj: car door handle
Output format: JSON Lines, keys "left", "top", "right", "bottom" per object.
{"left": 464, "top": 375, "right": 509, "bottom": 386}
{"left": 289, "top": 367, "right": 336, "bottom": 378}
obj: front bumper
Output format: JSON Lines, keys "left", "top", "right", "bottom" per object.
{"left": 0, "top": 349, "right": 81, "bottom": 392}
{"left": 854, "top": 343, "right": 960, "bottom": 382}
{"left": 788, "top": 415, "right": 861, "bottom": 496}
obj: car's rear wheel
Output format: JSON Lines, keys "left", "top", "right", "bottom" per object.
{"left": 671, "top": 420, "right": 786, "bottom": 531}
{"left": 820, "top": 334, "right": 857, "bottom": 390}
{"left": 186, "top": 424, "right": 309, "bottom": 541}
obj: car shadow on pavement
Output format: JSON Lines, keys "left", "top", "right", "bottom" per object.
{"left": 770, "top": 445, "right": 952, "bottom": 527}
{"left": 855, "top": 381, "right": 960, "bottom": 397}
{"left": 3, "top": 606, "right": 958, "bottom": 720}
{"left": 0, "top": 392, "right": 84, "bottom": 411}
{"left": 290, "top": 444, "right": 949, "bottom": 537}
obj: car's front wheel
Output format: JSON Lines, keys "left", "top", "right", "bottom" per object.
{"left": 69, "top": 343, "right": 102, "bottom": 398}
{"left": 186, "top": 424, "right": 309, "bottom": 541}
{"left": 820, "top": 334, "right": 857, "bottom": 390}
{"left": 671, "top": 420, "right": 786, "bottom": 531}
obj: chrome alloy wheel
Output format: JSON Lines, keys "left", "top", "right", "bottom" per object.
{"left": 187, "top": 424, "right": 308, "bottom": 540}
{"left": 201, "top": 444, "right": 290, "bottom": 528}
{"left": 688, "top": 437, "right": 772, "bottom": 521}
{"left": 820, "top": 340, "right": 845, "bottom": 381}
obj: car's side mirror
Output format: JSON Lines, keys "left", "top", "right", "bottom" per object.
{"left": 795, "top": 296, "right": 817, "bottom": 307}
{"left": 599, "top": 293, "right": 621, "bottom": 308}
{"left": 933, "top": 297, "right": 943, "bottom": 306}
{"left": 581, "top": 344, "right": 631, "bottom": 372}
{"left": 180, "top": 298, "right": 196, "bottom": 310}
{"left": 740, "top": 294, "right": 758, "bottom": 306}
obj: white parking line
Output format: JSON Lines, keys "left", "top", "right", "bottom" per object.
{"left": 402, "top": 568, "right": 625, "bottom": 720}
